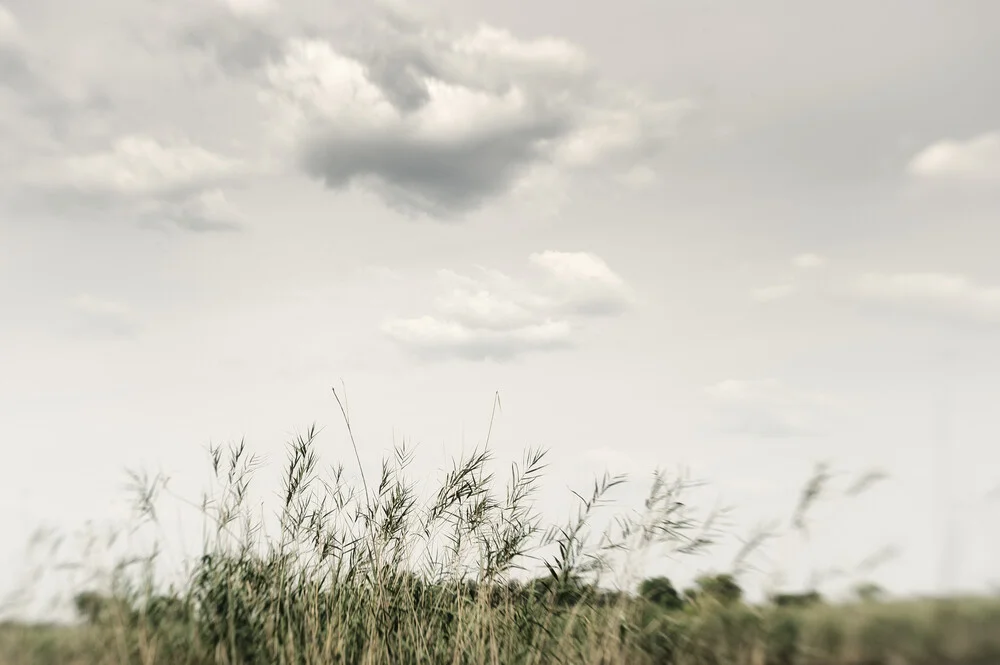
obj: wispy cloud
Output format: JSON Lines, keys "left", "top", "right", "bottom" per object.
{"left": 792, "top": 253, "right": 827, "bottom": 269}
{"left": 907, "top": 131, "right": 1000, "bottom": 183}
{"left": 138, "top": 189, "right": 246, "bottom": 233}
{"left": 20, "top": 135, "right": 250, "bottom": 232}
{"left": 851, "top": 272, "right": 1000, "bottom": 324}
{"left": 751, "top": 255, "right": 1000, "bottom": 328}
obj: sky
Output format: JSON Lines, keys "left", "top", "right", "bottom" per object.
{"left": 1, "top": 0, "right": 1000, "bottom": 614}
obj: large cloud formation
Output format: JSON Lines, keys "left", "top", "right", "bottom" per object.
{"left": 383, "top": 251, "right": 634, "bottom": 361}
{"left": 251, "top": 7, "right": 694, "bottom": 217}
{"left": 2, "top": 0, "right": 694, "bottom": 226}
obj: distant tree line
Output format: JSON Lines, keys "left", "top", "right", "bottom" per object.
{"left": 72, "top": 572, "right": 887, "bottom": 626}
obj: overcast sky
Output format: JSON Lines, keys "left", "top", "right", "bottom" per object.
{"left": 2, "top": 0, "right": 1000, "bottom": 611}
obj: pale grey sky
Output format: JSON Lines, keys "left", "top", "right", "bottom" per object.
{"left": 2, "top": 0, "right": 999, "bottom": 611}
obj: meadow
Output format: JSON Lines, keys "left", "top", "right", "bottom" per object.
{"left": 1, "top": 393, "right": 996, "bottom": 665}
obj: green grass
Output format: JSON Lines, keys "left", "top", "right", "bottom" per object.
{"left": 2, "top": 393, "right": 997, "bottom": 665}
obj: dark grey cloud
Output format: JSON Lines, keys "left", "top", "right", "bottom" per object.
{"left": 0, "top": 43, "right": 32, "bottom": 90}
{"left": 300, "top": 115, "right": 567, "bottom": 219}
{"left": 156, "top": 2, "right": 692, "bottom": 218}
{"left": 249, "top": 6, "right": 691, "bottom": 218}
{"left": 179, "top": 17, "right": 285, "bottom": 77}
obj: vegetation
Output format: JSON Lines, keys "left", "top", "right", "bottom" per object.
{"left": 1, "top": 392, "right": 997, "bottom": 664}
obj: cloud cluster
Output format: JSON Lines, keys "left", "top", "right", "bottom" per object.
{"left": 253, "top": 9, "right": 694, "bottom": 216}
{"left": 0, "top": 1, "right": 254, "bottom": 232}
{"left": 3, "top": 0, "right": 694, "bottom": 226}
{"left": 705, "top": 379, "right": 835, "bottom": 438}
{"left": 22, "top": 135, "right": 250, "bottom": 232}
{"left": 383, "top": 251, "right": 634, "bottom": 361}
{"left": 907, "top": 131, "right": 1000, "bottom": 183}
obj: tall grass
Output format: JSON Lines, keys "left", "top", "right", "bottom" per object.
{"left": 1, "top": 392, "right": 997, "bottom": 665}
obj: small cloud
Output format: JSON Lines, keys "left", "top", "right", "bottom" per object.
{"left": 751, "top": 284, "right": 796, "bottom": 303}
{"left": 792, "top": 253, "right": 826, "bottom": 269}
{"left": 384, "top": 251, "right": 632, "bottom": 361}
{"left": 754, "top": 257, "right": 1000, "bottom": 330}
{"left": 70, "top": 295, "right": 139, "bottom": 338}
{"left": 851, "top": 272, "right": 1000, "bottom": 324}
{"left": 529, "top": 250, "right": 634, "bottom": 316}
{"left": 382, "top": 316, "right": 572, "bottom": 361}
{"left": 705, "top": 379, "right": 835, "bottom": 438}
{"left": 139, "top": 189, "right": 246, "bottom": 232}
{"left": 907, "top": 131, "right": 1000, "bottom": 182}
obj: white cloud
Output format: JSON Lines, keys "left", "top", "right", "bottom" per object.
{"left": 383, "top": 251, "right": 632, "bottom": 361}
{"left": 382, "top": 316, "right": 572, "bottom": 361}
{"left": 432, "top": 288, "right": 547, "bottom": 332}
{"left": 139, "top": 189, "right": 246, "bottom": 232}
{"left": 255, "top": 9, "right": 694, "bottom": 217}
{"left": 753, "top": 256, "right": 1000, "bottom": 329}
{"left": 450, "top": 24, "right": 589, "bottom": 77}
{"left": 907, "top": 132, "right": 1000, "bottom": 182}
{"left": 529, "top": 250, "right": 634, "bottom": 315}
{"left": 852, "top": 272, "right": 1000, "bottom": 323}
{"left": 36, "top": 135, "right": 244, "bottom": 199}
{"left": 705, "top": 379, "right": 835, "bottom": 438}
{"left": 552, "top": 96, "right": 696, "bottom": 168}
{"left": 20, "top": 135, "right": 249, "bottom": 232}
{"left": 751, "top": 284, "right": 796, "bottom": 303}
{"left": 792, "top": 253, "right": 826, "bottom": 269}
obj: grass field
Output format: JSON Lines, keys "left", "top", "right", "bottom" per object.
{"left": 1, "top": 403, "right": 996, "bottom": 665}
